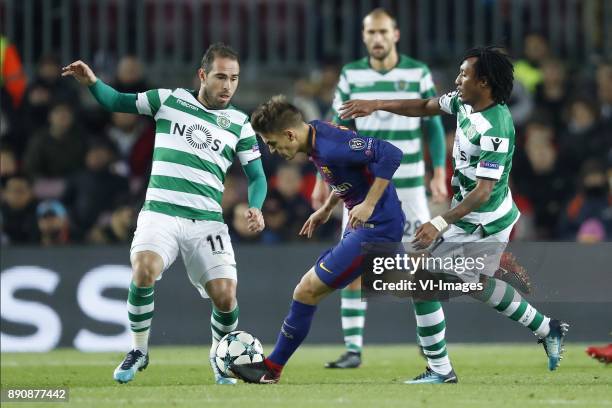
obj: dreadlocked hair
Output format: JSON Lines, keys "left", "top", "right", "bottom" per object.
{"left": 463, "top": 46, "right": 514, "bottom": 105}
{"left": 250, "top": 95, "right": 303, "bottom": 135}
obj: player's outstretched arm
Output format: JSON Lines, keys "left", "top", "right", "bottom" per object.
{"left": 62, "top": 60, "right": 138, "bottom": 114}
{"left": 242, "top": 159, "right": 267, "bottom": 233}
{"left": 61, "top": 60, "right": 97, "bottom": 85}
{"left": 339, "top": 97, "right": 443, "bottom": 120}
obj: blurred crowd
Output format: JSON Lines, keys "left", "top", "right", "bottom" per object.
{"left": 499, "top": 33, "right": 611, "bottom": 242}
{"left": 1, "top": 32, "right": 610, "bottom": 246}
{"left": 0, "top": 45, "right": 341, "bottom": 246}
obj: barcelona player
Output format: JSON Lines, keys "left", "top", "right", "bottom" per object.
{"left": 230, "top": 96, "right": 458, "bottom": 384}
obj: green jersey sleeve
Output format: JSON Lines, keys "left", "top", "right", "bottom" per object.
{"left": 135, "top": 89, "right": 173, "bottom": 117}
{"left": 476, "top": 131, "right": 512, "bottom": 180}
{"left": 88, "top": 79, "right": 138, "bottom": 114}
{"left": 438, "top": 91, "right": 460, "bottom": 115}
{"left": 242, "top": 158, "right": 267, "bottom": 209}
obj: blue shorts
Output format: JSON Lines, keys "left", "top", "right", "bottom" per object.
{"left": 315, "top": 219, "right": 404, "bottom": 289}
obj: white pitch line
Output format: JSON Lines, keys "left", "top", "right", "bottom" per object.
{"left": 1, "top": 360, "right": 208, "bottom": 367}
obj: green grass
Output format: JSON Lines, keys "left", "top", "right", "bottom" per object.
{"left": 1, "top": 344, "right": 610, "bottom": 408}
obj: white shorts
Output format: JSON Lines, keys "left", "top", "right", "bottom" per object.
{"left": 342, "top": 186, "right": 430, "bottom": 242}
{"left": 397, "top": 186, "right": 430, "bottom": 239}
{"left": 130, "top": 211, "right": 236, "bottom": 298}
{"left": 427, "top": 220, "right": 517, "bottom": 283}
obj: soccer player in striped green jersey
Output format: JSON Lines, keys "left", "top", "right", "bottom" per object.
{"left": 62, "top": 43, "right": 267, "bottom": 385}
{"left": 317, "top": 8, "right": 448, "bottom": 369}
{"left": 340, "top": 46, "right": 568, "bottom": 383}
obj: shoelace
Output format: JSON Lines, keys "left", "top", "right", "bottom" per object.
{"left": 413, "top": 368, "right": 433, "bottom": 380}
{"left": 538, "top": 329, "right": 566, "bottom": 355}
{"left": 121, "top": 351, "right": 141, "bottom": 369}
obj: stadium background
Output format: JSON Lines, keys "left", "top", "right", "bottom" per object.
{"left": 1, "top": 0, "right": 611, "bottom": 352}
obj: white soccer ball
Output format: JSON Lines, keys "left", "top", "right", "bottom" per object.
{"left": 215, "top": 330, "right": 264, "bottom": 378}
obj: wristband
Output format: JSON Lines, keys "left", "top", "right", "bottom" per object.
{"left": 430, "top": 215, "right": 448, "bottom": 232}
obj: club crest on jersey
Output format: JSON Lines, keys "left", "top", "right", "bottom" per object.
{"left": 321, "top": 166, "right": 333, "bottom": 178}
{"left": 216, "top": 113, "right": 231, "bottom": 129}
{"left": 349, "top": 138, "right": 366, "bottom": 151}
{"left": 394, "top": 79, "right": 409, "bottom": 91}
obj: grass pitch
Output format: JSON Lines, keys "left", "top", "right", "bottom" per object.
{"left": 1, "top": 344, "right": 609, "bottom": 408}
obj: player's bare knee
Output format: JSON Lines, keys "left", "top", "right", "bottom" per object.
{"left": 212, "top": 292, "right": 236, "bottom": 312}
{"left": 293, "top": 269, "right": 332, "bottom": 304}
{"left": 132, "top": 266, "right": 156, "bottom": 287}
{"left": 206, "top": 278, "right": 237, "bottom": 311}
{"left": 293, "top": 279, "right": 315, "bottom": 303}
{"left": 131, "top": 252, "right": 163, "bottom": 286}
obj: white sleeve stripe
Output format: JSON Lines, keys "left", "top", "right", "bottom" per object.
{"left": 159, "top": 89, "right": 172, "bottom": 105}
{"left": 237, "top": 150, "right": 261, "bottom": 166}
{"left": 136, "top": 93, "right": 152, "bottom": 116}
{"left": 438, "top": 92, "right": 454, "bottom": 114}
{"left": 240, "top": 123, "right": 256, "bottom": 139}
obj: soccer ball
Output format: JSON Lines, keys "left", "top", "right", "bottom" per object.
{"left": 215, "top": 331, "right": 264, "bottom": 378}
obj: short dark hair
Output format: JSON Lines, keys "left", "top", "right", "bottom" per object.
{"left": 250, "top": 95, "right": 303, "bottom": 135}
{"left": 463, "top": 46, "right": 514, "bottom": 105}
{"left": 200, "top": 42, "right": 239, "bottom": 73}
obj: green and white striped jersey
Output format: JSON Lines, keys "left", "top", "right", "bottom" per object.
{"left": 438, "top": 91, "right": 520, "bottom": 236}
{"left": 134, "top": 88, "right": 260, "bottom": 222}
{"left": 332, "top": 55, "right": 437, "bottom": 189}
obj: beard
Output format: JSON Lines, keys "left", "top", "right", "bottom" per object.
{"left": 369, "top": 45, "right": 391, "bottom": 61}
{"left": 202, "top": 88, "right": 230, "bottom": 109}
